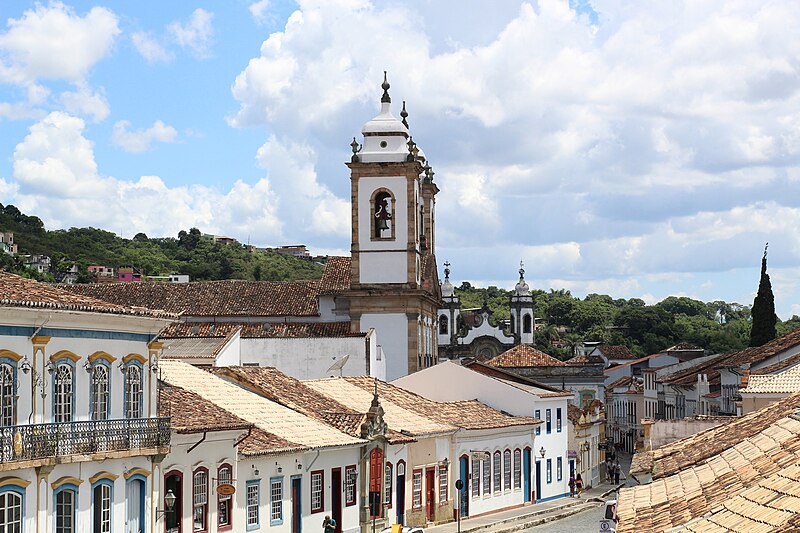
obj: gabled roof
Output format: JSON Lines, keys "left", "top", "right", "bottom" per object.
{"left": 59, "top": 279, "right": 321, "bottom": 317}
{"left": 341, "top": 376, "right": 541, "bottom": 430}
{"left": 208, "top": 367, "right": 412, "bottom": 444}
{"left": 158, "top": 381, "right": 253, "bottom": 434}
{"left": 565, "top": 353, "right": 605, "bottom": 366}
{"left": 741, "top": 365, "right": 800, "bottom": 394}
{"left": 0, "top": 270, "right": 174, "bottom": 318}
{"left": 462, "top": 360, "right": 569, "bottom": 395}
{"left": 160, "top": 321, "right": 362, "bottom": 339}
{"left": 629, "top": 392, "right": 800, "bottom": 480}
{"left": 749, "top": 328, "right": 800, "bottom": 373}
{"left": 657, "top": 351, "right": 732, "bottom": 386}
{"left": 159, "top": 360, "right": 365, "bottom": 450}
{"left": 595, "top": 345, "right": 636, "bottom": 360}
{"left": 304, "top": 377, "right": 457, "bottom": 437}
{"left": 162, "top": 333, "right": 236, "bottom": 360}
{"left": 617, "top": 407, "right": 800, "bottom": 532}
{"left": 486, "top": 344, "right": 566, "bottom": 368}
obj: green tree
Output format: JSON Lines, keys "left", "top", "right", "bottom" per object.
{"left": 750, "top": 245, "right": 777, "bottom": 347}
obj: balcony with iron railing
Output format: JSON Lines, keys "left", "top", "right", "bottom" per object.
{"left": 0, "top": 417, "right": 170, "bottom": 467}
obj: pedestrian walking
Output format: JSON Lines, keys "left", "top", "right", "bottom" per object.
{"left": 568, "top": 474, "right": 576, "bottom": 497}
{"left": 323, "top": 515, "right": 336, "bottom": 533}
{"left": 605, "top": 458, "right": 612, "bottom": 482}
{"left": 614, "top": 460, "right": 621, "bottom": 485}
{"left": 575, "top": 474, "right": 583, "bottom": 495}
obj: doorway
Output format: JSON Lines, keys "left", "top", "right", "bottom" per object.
{"left": 165, "top": 471, "right": 182, "bottom": 533}
{"left": 126, "top": 478, "right": 145, "bottom": 533}
{"left": 396, "top": 462, "right": 406, "bottom": 525}
{"left": 331, "top": 468, "right": 342, "bottom": 533}
{"left": 535, "top": 461, "right": 542, "bottom": 503}
{"left": 425, "top": 467, "right": 436, "bottom": 523}
{"left": 291, "top": 476, "right": 302, "bottom": 533}
{"left": 459, "top": 455, "right": 469, "bottom": 517}
{"left": 523, "top": 448, "right": 531, "bottom": 503}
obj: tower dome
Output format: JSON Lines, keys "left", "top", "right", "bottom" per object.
{"left": 358, "top": 72, "right": 410, "bottom": 163}
{"left": 514, "top": 262, "right": 530, "bottom": 296}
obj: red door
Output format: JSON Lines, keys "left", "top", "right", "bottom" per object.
{"left": 425, "top": 468, "right": 436, "bottom": 523}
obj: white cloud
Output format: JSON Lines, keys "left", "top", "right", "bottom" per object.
{"left": 60, "top": 85, "right": 109, "bottom": 123}
{"left": 249, "top": 0, "right": 271, "bottom": 25}
{"left": 112, "top": 120, "right": 178, "bottom": 153}
{"left": 131, "top": 32, "right": 172, "bottom": 63}
{"left": 0, "top": 2, "right": 119, "bottom": 84}
{"left": 168, "top": 8, "right": 214, "bottom": 57}
{"left": 8, "top": 112, "right": 282, "bottom": 241}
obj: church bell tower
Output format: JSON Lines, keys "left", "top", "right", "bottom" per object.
{"left": 346, "top": 73, "right": 441, "bottom": 379}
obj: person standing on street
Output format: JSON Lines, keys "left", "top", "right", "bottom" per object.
{"left": 614, "top": 460, "right": 621, "bottom": 485}
{"left": 323, "top": 515, "right": 336, "bottom": 533}
{"left": 568, "top": 474, "right": 576, "bottom": 497}
{"left": 575, "top": 474, "right": 583, "bottom": 495}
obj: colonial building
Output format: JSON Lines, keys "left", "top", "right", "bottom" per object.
{"left": 0, "top": 270, "right": 173, "bottom": 533}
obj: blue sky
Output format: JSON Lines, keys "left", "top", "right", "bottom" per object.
{"left": 1, "top": 1, "right": 800, "bottom": 318}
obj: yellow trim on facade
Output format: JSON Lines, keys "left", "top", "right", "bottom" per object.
{"left": 88, "top": 351, "right": 117, "bottom": 364}
{"left": 148, "top": 341, "right": 164, "bottom": 350}
{"left": 50, "top": 476, "right": 83, "bottom": 490}
{"left": 123, "top": 467, "right": 151, "bottom": 480}
{"left": 0, "top": 476, "right": 31, "bottom": 489}
{"left": 122, "top": 353, "right": 147, "bottom": 365}
{"left": 49, "top": 350, "right": 80, "bottom": 364}
{"left": 0, "top": 350, "right": 22, "bottom": 362}
{"left": 31, "top": 336, "right": 51, "bottom": 345}
{"left": 89, "top": 471, "right": 119, "bottom": 485}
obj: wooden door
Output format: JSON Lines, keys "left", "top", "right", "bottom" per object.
{"left": 425, "top": 467, "right": 436, "bottom": 522}
{"left": 292, "top": 477, "right": 302, "bottom": 533}
{"left": 331, "top": 468, "right": 342, "bottom": 533}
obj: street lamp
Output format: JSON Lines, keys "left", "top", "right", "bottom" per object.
{"left": 539, "top": 447, "right": 546, "bottom": 458}
{"left": 155, "top": 489, "right": 176, "bottom": 519}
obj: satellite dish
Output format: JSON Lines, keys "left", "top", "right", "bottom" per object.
{"left": 326, "top": 354, "right": 350, "bottom": 377}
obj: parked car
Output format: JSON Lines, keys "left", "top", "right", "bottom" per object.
{"left": 600, "top": 499, "right": 617, "bottom": 532}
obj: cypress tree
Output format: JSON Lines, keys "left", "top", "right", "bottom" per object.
{"left": 750, "top": 243, "right": 777, "bottom": 347}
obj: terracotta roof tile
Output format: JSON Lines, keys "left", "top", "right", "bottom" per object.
{"left": 486, "top": 344, "right": 566, "bottom": 368}
{"left": 597, "top": 345, "right": 637, "bottom": 360}
{"left": 565, "top": 354, "right": 605, "bottom": 366}
{"left": 742, "top": 366, "right": 800, "bottom": 394}
{"left": 317, "top": 256, "right": 351, "bottom": 294}
{"left": 238, "top": 427, "right": 309, "bottom": 457}
{"left": 0, "top": 270, "right": 175, "bottom": 318}
{"left": 618, "top": 410, "right": 800, "bottom": 532}
{"left": 162, "top": 335, "right": 234, "bottom": 360}
{"left": 159, "top": 360, "right": 365, "bottom": 449}
{"left": 630, "top": 392, "right": 800, "bottom": 480}
{"left": 59, "top": 279, "right": 321, "bottom": 317}
{"left": 341, "top": 376, "right": 541, "bottom": 430}
{"left": 161, "top": 321, "right": 362, "bottom": 339}
{"left": 158, "top": 382, "right": 253, "bottom": 434}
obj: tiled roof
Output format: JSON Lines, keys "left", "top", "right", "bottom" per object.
{"left": 159, "top": 360, "right": 365, "bottom": 449}
{"left": 341, "top": 376, "right": 541, "bottom": 430}
{"left": 158, "top": 382, "right": 253, "bottom": 433}
{"left": 0, "top": 270, "right": 175, "bottom": 318}
{"left": 617, "top": 411, "right": 800, "bottom": 532}
{"left": 204, "top": 367, "right": 420, "bottom": 442}
{"left": 607, "top": 376, "right": 633, "bottom": 391}
{"left": 629, "top": 392, "right": 800, "bottom": 480}
{"left": 741, "top": 365, "right": 800, "bottom": 394}
{"left": 665, "top": 342, "right": 704, "bottom": 352}
{"left": 657, "top": 351, "right": 733, "bottom": 386}
{"left": 162, "top": 335, "right": 233, "bottom": 360}
{"left": 238, "top": 428, "right": 309, "bottom": 457}
{"left": 486, "top": 344, "right": 566, "bottom": 368}
{"left": 565, "top": 354, "right": 605, "bottom": 366}
{"left": 304, "top": 377, "right": 457, "bottom": 437}
{"left": 597, "top": 345, "right": 637, "bottom": 360}
{"left": 462, "top": 361, "right": 567, "bottom": 394}
{"left": 317, "top": 256, "right": 351, "bottom": 294}
{"left": 160, "top": 321, "right": 362, "bottom": 339}
{"left": 750, "top": 328, "right": 800, "bottom": 374}
{"left": 59, "top": 279, "right": 321, "bottom": 317}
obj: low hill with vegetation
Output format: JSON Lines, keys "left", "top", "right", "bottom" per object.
{"left": 0, "top": 203, "right": 324, "bottom": 283}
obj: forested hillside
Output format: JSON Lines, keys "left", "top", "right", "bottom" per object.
{"left": 0, "top": 203, "right": 324, "bottom": 282}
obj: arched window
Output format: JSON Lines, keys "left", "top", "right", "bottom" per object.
{"left": 384, "top": 462, "right": 393, "bottom": 507}
{"left": 193, "top": 468, "right": 209, "bottom": 532}
{"left": 53, "top": 363, "right": 74, "bottom": 423}
{"left": 0, "top": 487, "right": 23, "bottom": 532}
{"left": 492, "top": 451, "right": 501, "bottom": 493}
{"left": 503, "top": 450, "right": 512, "bottom": 491}
{"left": 125, "top": 364, "right": 142, "bottom": 419}
{"left": 523, "top": 314, "right": 532, "bottom": 334}
{"left": 218, "top": 464, "right": 233, "bottom": 529}
{"left": 371, "top": 190, "right": 395, "bottom": 240}
{"left": 90, "top": 364, "right": 110, "bottom": 421}
{"left": 165, "top": 471, "right": 183, "bottom": 533}
{"left": 55, "top": 485, "right": 77, "bottom": 533}
{"left": 513, "top": 449, "right": 522, "bottom": 490}
{"left": 92, "top": 480, "right": 112, "bottom": 533}
{"left": 439, "top": 315, "right": 448, "bottom": 335}
{"left": 0, "top": 362, "right": 16, "bottom": 427}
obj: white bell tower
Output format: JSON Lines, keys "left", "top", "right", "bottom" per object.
{"left": 345, "top": 73, "right": 441, "bottom": 379}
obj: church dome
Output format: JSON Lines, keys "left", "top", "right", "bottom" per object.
{"left": 441, "top": 278, "right": 454, "bottom": 298}
{"left": 361, "top": 72, "right": 408, "bottom": 136}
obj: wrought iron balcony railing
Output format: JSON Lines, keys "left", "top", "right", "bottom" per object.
{"left": 0, "top": 417, "right": 170, "bottom": 463}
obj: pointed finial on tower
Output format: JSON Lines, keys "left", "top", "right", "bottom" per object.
{"left": 381, "top": 71, "right": 391, "bottom": 103}
{"left": 519, "top": 260, "right": 525, "bottom": 280}
{"left": 400, "top": 100, "right": 409, "bottom": 128}
{"left": 444, "top": 260, "right": 451, "bottom": 280}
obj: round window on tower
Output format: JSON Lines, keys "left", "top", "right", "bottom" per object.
{"left": 380, "top": 141, "right": 388, "bottom": 148}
